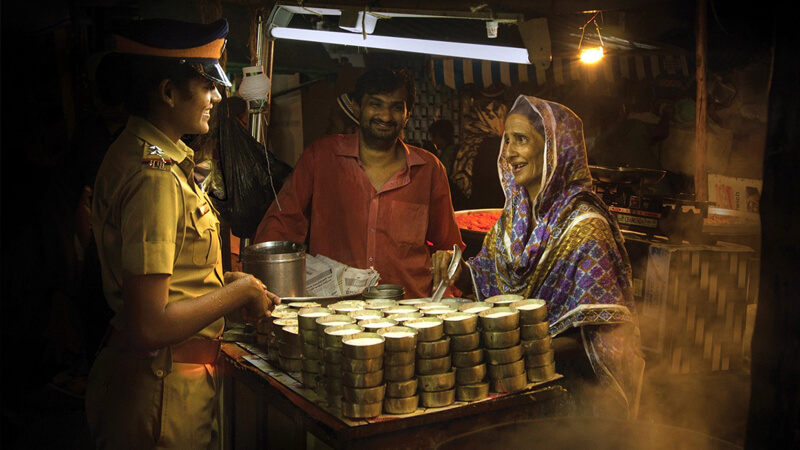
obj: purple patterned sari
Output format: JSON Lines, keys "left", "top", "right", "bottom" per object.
{"left": 467, "top": 95, "right": 645, "bottom": 418}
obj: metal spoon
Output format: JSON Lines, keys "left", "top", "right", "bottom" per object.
{"left": 430, "top": 244, "right": 462, "bottom": 303}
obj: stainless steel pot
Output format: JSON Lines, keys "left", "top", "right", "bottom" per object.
{"left": 241, "top": 241, "right": 306, "bottom": 297}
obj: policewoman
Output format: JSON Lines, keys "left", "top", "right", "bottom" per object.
{"left": 85, "top": 18, "right": 279, "bottom": 449}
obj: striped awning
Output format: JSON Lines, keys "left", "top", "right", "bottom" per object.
{"left": 431, "top": 53, "right": 691, "bottom": 90}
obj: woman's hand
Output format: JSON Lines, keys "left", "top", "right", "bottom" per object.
{"left": 225, "top": 272, "right": 281, "bottom": 323}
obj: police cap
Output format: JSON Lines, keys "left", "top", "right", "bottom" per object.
{"left": 113, "top": 18, "right": 232, "bottom": 87}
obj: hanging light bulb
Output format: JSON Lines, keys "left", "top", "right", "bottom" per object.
{"left": 238, "top": 65, "right": 271, "bottom": 111}
{"left": 578, "top": 12, "right": 605, "bottom": 64}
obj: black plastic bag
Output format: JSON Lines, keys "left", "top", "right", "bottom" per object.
{"left": 211, "top": 97, "right": 293, "bottom": 239}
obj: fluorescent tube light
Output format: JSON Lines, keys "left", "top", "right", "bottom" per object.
{"left": 270, "top": 27, "right": 533, "bottom": 64}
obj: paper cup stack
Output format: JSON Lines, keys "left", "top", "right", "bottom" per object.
{"left": 378, "top": 326, "right": 420, "bottom": 414}
{"left": 513, "top": 299, "right": 556, "bottom": 383}
{"left": 405, "top": 316, "right": 455, "bottom": 408}
{"left": 297, "top": 307, "right": 332, "bottom": 392}
{"left": 340, "top": 332, "right": 386, "bottom": 419}
{"left": 318, "top": 315, "right": 361, "bottom": 407}
{"left": 479, "top": 306, "right": 527, "bottom": 394}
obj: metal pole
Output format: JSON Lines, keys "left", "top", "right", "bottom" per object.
{"left": 694, "top": 0, "right": 708, "bottom": 202}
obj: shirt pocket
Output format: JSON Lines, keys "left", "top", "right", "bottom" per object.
{"left": 190, "top": 201, "right": 221, "bottom": 267}
{"left": 390, "top": 201, "right": 428, "bottom": 245}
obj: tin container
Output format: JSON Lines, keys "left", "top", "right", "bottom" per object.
{"left": 340, "top": 355, "right": 384, "bottom": 373}
{"left": 383, "top": 362, "right": 415, "bottom": 381}
{"left": 485, "top": 344, "right": 523, "bottom": 366}
{"left": 361, "top": 284, "right": 405, "bottom": 301}
{"left": 386, "top": 378, "right": 418, "bottom": 398}
{"left": 478, "top": 307, "right": 520, "bottom": 332}
{"left": 487, "top": 359, "right": 525, "bottom": 379}
{"left": 341, "top": 369, "right": 384, "bottom": 388}
{"left": 417, "top": 369, "right": 456, "bottom": 392}
{"left": 482, "top": 328, "right": 521, "bottom": 349}
{"left": 485, "top": 294, "right": 524, "bottom": 306}
{"left": 279, "top": 355, "right": 303, "bottom": 372}
{"left": 342, "top": 400, "right": 383, "bottom": 418}
{"left": 416, "top": 355, "right": 452, "bottom": 375}
{"left": 348, "top": 309, "right": 384, "bottom": 322}
{"left": 383, "top": 305, "right": 420, "bottom": 316}
{"left": 520, "top": 321, "right": 550, "bottom": 340}
{"left": 511, "top": 299, "right": 548, "bottom": 324}
{"left": 241, "top": 241, "right": 306, "bottom": 297}
{"left": 377, "top": 326, "right": 418, "bottom": 352}
{"left": 342, "top": 384, "right": 386, "bottom": 404}
{"left": 384, "top": 348, "right": 416, "bottom": 366}
{"left": 456, "top": 381, "right": 490, "bottom": 402}
{"left": 365, "top": 299, "right": 399, "bottom": 310}
{"left": 441, "top": 312, "right": 479, "bottom": 335}
{"left": 416, "top": 336, "right": 450, "bottom": 359}
{"left": 323, "top": 347, "right": 342, "bottom": 364}
{"left": 358, "top": 317, "right": 398, "bottom": 332}
{"left": 423, "top": 307, "right": 457, "bottom": 317}
{"left": 521, "top": 336, "right": 553, "bottom": 354}
{"left": 341, "top": 332, "right": 385, "bottom": 360}
{"left": 451, "top": 348, "right": 484, "bottom": 368}
{"left": 450, "top": 331, "right": 481, "bottom": 351}
{"left": 524, "top": 349, "right": 555, "bottom": 368}
{"left": 315, "top": 314, "right": 356, "bottom": 336}
{"left": 459, "top": 301, "right": 494, "bottom": 315}
{"left": 420, "top": 388, "right": 455, "bottom": 407}
{"left": 455, "top": 363, "right": 486, "bottom": 385}
{"left": 328, "top": 300, "right": 367, "bottom": 313}
{"left": 297, "top": 307, "right": 332, "bottom": 330}
{"left": 404, "top": 317, "right": 444, "bottom": 342}
{"left": 398, "top": 298, "right": 429, "bottom": 307}
{"left": 383, "top": 395, "right": 419, "bottom": 414}
{"left": 527, "top": 361, "right": 557, "bottom": 382}
{"left": 323, "top": 324, "right": 365, "bottom": 348}
{"left": 302, "top": 342, "right": 321, "bottom": 360}
{"left": 491, "top": 372, "right": 528, "bottom": 393}
{"left": 387, "top": 312, "right": 425, "bottom": 323}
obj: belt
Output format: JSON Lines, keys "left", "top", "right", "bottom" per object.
{"left": 107, "top": 328, "right": 221, "bottom": 364}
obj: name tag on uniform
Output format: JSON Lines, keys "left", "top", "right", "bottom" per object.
{"left": 197, "top": 203, "right": 210, "bottom": 216}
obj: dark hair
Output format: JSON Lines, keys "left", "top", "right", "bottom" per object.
{"left": 352, "top": 68, "right": 416, "bottom": 111}
{"left": 112, "top": 54, "right": 204, "bottom": 116}
{"left": 429, "top": 119, "right": 454, "bottom": 140}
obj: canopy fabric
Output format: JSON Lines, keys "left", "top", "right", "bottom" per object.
{"left": 431, "top": 53, "right": 690, "bottom": 90}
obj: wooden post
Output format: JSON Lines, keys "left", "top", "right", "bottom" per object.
{"left": 694, "top": 0, "right": 708, "bottom": 201}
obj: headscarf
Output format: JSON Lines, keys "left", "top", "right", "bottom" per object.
{"left": 467, "top": 95, "right": 644, "bottom": 418}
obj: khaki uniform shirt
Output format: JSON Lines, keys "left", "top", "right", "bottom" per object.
{"left": 91, "top": 115, "right": 224, "bottom": 340}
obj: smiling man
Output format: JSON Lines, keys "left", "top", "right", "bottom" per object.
{"left": 255, "top": 68, "right": 464, "bottom": 298}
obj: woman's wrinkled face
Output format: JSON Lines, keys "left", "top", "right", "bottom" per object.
{"left": 503, "top": 113, "right": 545, "bottom": 195}
{"left": 172, "top": 76, "right": 222, "bottom": 136}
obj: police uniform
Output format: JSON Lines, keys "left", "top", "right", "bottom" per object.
{"left": 84, "top": 18, "right": 232, "bottom": 449}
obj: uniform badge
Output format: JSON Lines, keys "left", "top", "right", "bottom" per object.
{"left": 142, "top": 145, "right": 172, "bottom": 171}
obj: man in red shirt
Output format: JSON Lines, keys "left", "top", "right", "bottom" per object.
{"left": 254, "top": 68, "right": 464, "bottom": 298}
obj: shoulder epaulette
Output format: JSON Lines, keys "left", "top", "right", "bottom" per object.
{"left": 142, "top": 144, "right": 173, "bottom": 171}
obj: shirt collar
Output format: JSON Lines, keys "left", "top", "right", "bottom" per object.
{"left": 126, "top": 115, "right": 194, "bottom": 164}
{"left": 335, "top": 133, "right": 427, "bottom": 168}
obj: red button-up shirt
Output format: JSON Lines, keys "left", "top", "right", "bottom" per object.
{"left": 254, "top": 133, "right": 464, "bottom": 298}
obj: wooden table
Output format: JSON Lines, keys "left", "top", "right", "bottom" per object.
{"left": 219, "top": 342, "right": 566, "bottom": 450}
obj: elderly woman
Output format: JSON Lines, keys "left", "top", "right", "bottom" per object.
{"left": 433, "top": 95, "right": 645, "bottom": 419}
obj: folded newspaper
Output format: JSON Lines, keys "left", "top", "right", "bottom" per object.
{"left": 304, "top": 254, "right": 380, "bottom": 297}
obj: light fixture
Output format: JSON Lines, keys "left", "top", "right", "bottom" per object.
{"left": 578, "top": 12, "right": 605, "bottom": 64}
{"left": 270, "top": 27, "right": 534, "bottom": 64}
{"left": 266, "top": 3, "right": 550, "bottom": 66}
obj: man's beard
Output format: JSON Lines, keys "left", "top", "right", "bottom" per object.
{"left": 360, "top": 119, "right": 402, "bottom": 151}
